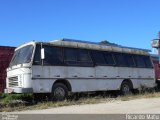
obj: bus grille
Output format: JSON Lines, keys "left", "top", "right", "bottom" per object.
{"left": 8, "top": 76, "right": 19, "bottom": 87}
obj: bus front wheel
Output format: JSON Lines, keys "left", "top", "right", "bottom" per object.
{"left": 51, "top": 83, "right": 68, "bottom": 101}
{"left": 120, "top": 81, "right": 132, "bottom": 95}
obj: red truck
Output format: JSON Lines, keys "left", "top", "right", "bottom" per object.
{"left": 0, "top": 46, "right": 15, "bottom": 93}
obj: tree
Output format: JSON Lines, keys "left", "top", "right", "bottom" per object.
{"left": 100, "top": 40, "right": 118, "bottom": 46}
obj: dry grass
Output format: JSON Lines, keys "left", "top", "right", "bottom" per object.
{"left": 1, "top": 91, "right": 160, "bottom": 112}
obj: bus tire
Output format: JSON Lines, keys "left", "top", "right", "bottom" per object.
{"left": 120, "top": 81, "right": 132, "bottom": 95}
{"left": 51, "top": 83, "right": 68, "bottom": 101}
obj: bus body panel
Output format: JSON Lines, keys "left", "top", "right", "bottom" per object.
{"left": 31, "top": 78, "right": 155, "bottom": 93}
{"left": 31, "top": 65, "right": 155, "bottom": 93}
{"left": 32, "top": 66, "right": 95, "bottom": 79}
{"left": 5, "top": 67, "right": 33, "bottom": 93}
{"left": 6, "top": 65, "right": 155, "bottom": 93}
{"left": 32, "top": 66, "right": 154, "bottom": 79}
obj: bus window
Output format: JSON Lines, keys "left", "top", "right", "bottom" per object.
{"left": 33, "top": 44, "right": 41, "bottom": 65}
{"left": 91, "top": 51, "right": 106, "bottom": 65}
{"left": 43, "top": 46, "right": 63, "bottom": 65}
{"left": 114, "top": 53, "right": 127, "bottom": 67}
{"left": 124, "top": 54, "right": 135, "bottom": 67}
{"left": 64, "top": 48, "right": 78, "bottom": 66}
{"left": 10, "top": 45, "right": 34, "bottom": 66}
{"left": 143, "top": 56, "right": 153, "bottom": 68}
{"left": 104, "top": 52, "right": 115, "bottom": 65}
{"left": 78, "top": 49, "right": 93, "bottom": 66}
{"left": 134, "top": 55, "right": 146, "bottom": 68}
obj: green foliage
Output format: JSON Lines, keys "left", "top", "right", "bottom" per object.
{"left": 0, "top": 93, "right": 33, "bottom": 104}
{"left": 100, "top": 40, "right": 118, "bottom": 46}
{"left": 0, "top": 93, "right": 8, "bottom": 99}
{"left": 100, "top": 40, "right": 110, "bottom": 44}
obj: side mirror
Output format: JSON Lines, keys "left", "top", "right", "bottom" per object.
{"left": 41, "top": 48, "right": 45, "bottom": 59}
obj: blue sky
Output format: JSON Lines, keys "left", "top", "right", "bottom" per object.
{"left": 0, "top": 0, "right": 160, "bottom": 50}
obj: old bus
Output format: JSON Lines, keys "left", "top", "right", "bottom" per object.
{"left": 5, "top": 39, "right": 156, "bottom": 100}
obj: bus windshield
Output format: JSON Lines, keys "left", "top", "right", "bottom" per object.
{"left": 10, "top": 45, "right": 34, "bottom": 67}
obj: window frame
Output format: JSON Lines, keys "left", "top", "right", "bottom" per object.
{"left": 43, "top": 45, "right": 63, "bottom": 66}
{"left": 32, "top": 44, "right": 153, "bottom": 69}
{"left": 143, "top": 56, "right": 153, "bottom": 68}
{"left": 103, "top": 52, "right": 116, "bottom": 66}
{"left": 133, "top": 55, "right": 146, "bottom": 68}
{"left": 124, "top": 53, "right": 136, "bottom": 67}
{"left": 90, "top": 50, "right": 107, "bottom": 66}
{"left": 113, "top": 52, "right": 128, "bottom": 67}
{"left": 64, "top": 47, "right": 93, "bottom": 67}
{"left": 64, "top": 47, "right": 78, "bottom": 62}
{"left": 33, "top": 44, "right": 41, "bottom": 65}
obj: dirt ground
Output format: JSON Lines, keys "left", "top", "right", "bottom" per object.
{"left": 13, "top": 97, "right": 160, "bottom": 114}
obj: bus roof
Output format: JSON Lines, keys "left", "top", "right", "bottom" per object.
{"left": 49, "top": 38, "right": 150, "bottom": 55}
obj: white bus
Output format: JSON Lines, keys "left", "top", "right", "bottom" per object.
{"left": 5, "top": 39, "right": 156, "bottom": 100}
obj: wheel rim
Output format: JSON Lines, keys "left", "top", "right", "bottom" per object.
{"left": 122, "top": 84, "right": 130, "bottom": 94}
{"left": 54, "top": 87, "right": 65, "bottom": 99}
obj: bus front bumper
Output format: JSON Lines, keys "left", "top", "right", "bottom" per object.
{"left": 5, "top": 88, "right": 33, "bottom": 93}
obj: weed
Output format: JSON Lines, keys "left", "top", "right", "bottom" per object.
{"left": 0, "top": 91, "right": 160, "bottom": 112}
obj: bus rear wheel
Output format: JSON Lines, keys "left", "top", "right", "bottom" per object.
{"left": 120, "top": 81, "right": 132, "bottom": 95}
{"left": 51, "top": 83, "right": 68, "bottom": 101}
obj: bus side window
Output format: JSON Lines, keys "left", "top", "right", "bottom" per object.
{"left": 91, "top": 51, "right": 106, "bottom": 66}
{"left": 33, "top": 44, "right": 41, "bottom": 65}
{"left": 124, "top": 54, "right": 136, "bottom": 67}
{"left": 43, "top": 46, "right": 63, "bottom": 65}
{"left": 103, "top": 52, "right": 115, "bottom": 65}
{"left": 143, "top": 56, "right": 153, "bottom": 68}
{"left": 114, "top": 53, "right": 127, "bottom": 67}
{"left": 78, "top": 49, "right": 93, "bottom": 67}
{"left": 64, "top": 48, "right": 78, "bottom": 66}
{"left": 134, "top": 55, "right": 146, "bottom": 68}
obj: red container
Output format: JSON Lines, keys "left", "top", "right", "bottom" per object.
{"left": 151, "top": 55, "right": 160, "bottom": 80}
{"left": 0, "top": 46, "right": 15, "bottom": 93}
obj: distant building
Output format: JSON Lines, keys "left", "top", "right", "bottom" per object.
{"left": 0, "top": 46, "right": 15, "bottom": 92}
